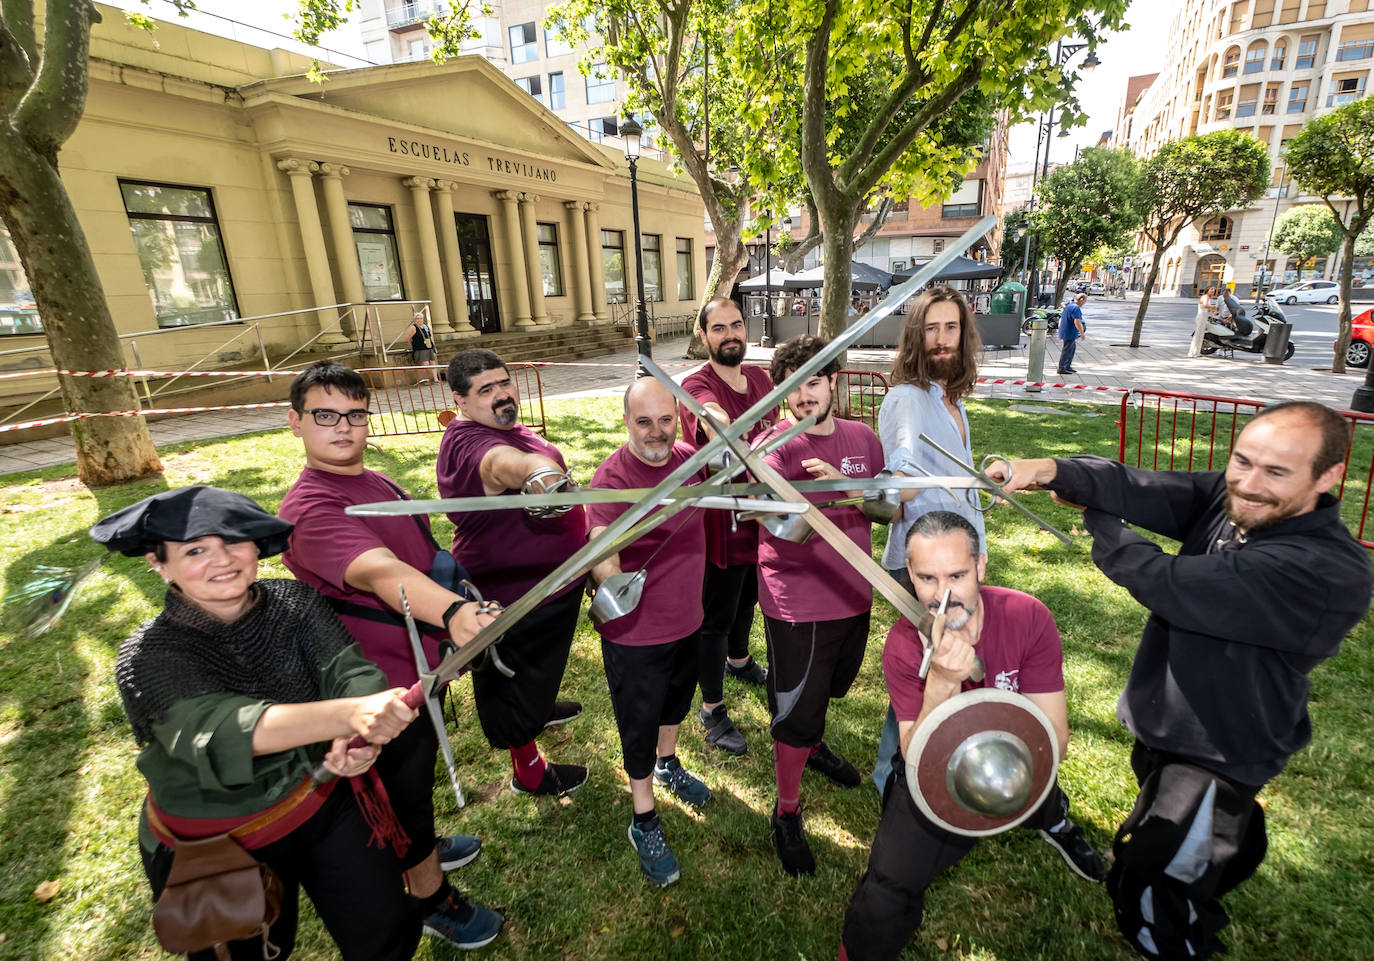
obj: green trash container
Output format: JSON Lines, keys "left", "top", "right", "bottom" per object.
{"left": 990, "top": 281, "right": 1025, "bottom": 316}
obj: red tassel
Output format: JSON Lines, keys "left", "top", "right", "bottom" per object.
{"left": 351, "top": 769, "right": 411, "bottom": 860}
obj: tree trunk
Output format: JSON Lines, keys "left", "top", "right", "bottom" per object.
{"left": 1130, "top": 246, "right": 1167, "bottom": 348}
{"left": 1333, "top": 229, "right": 1360, "bottom": 374}
{"left": 816, "top": 211, "right": 856, "bottom": 344}
{"left": 0, "top": 151, "right": 162, "bottom": 486}
{"left": 684, "top": 217, "right": 749, "bottom": 359}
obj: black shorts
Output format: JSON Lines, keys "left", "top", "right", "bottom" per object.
{"left": 373, "top": 717, "right": 438, "bottom": 871}
{"left": 601, "top": 632, "right": 700, "bottom": 780}
{"left": 764, "top": 610, "right": 870, "bottom": 747}
{"left": 471, "top": 587, "right": 580, "bottom": 749}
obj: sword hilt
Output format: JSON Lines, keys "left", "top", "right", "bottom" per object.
{"left": 310, "top": 680, "right": 428, "bottom": 784}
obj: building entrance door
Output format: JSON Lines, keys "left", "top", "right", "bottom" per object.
{"left": 454, "top": 213, "right": 500, "bottom": 333}
{"left": 1193, "top": 254, "right": 1227, "bottom": 296}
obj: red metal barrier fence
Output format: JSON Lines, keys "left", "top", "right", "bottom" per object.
{"left": 1118, "top": 388, "right": 1374, "bottom": 548}
{"left": 359, "top": 364, "right": 546, "bottom": 438}
{"left": 838, "top": 369, "right": 890, "bottom": 432}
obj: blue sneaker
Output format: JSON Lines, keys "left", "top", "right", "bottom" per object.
{"left": 436, "top": 834, "right": 482, "bottom": 871}
{"left": 423, "top": 892, "right": 503, "bottom": 950}
{"left": 653, "top": 757, "right": 712, "bottom": 806}
{"left": 628, "top": 816, "right": 681, "bottom": 887}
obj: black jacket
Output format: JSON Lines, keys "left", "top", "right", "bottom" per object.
{"left": 1051, "top": 456, "right": 1371, "bottom": 783}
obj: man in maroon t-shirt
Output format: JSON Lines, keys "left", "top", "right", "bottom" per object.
{"left": 839, "top": 511, "right": 1105, "bottom": 961}
{"left": 437, "top": 348, "right": 587, "bottom": 798}
{"left": 279, "top": 361, "right": 502, "bottom": 952}
{"left": 588, "top": 379, "right": 712, "bottom": 888}
{"left": 678, "top": 297, "right": 778, "bottom": 757}
{"left": 754, "top": 335, "right": 885, "bottom": 877}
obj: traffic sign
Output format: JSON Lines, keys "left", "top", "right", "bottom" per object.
{"left": 1123, "top": 256, "right": 1133, "bottom": 268}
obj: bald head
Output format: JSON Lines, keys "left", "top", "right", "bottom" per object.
{"left": 624, "top": 379, "right": 679, "bottom": 465}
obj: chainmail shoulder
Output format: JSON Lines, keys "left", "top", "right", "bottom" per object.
{"left": 116, "top": 579, "right": 352, "bottom": 745}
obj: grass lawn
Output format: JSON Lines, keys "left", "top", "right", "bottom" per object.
{"left": 2, "top": 395, "right": 1372, "bottom": 960}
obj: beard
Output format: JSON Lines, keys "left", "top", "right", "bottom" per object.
{"left": 790, "top": 396, "right": 833, "bottom": 425}
{"left": 929, "top": 598, "right": 976, "bottom": 631}
{"left": 709, "top": 339, "right": 746, "bottom": 367}
{"left": 492, "top": 398, "right": 518, "bottom": 427}
{"left": 927, "top": 351, "right": 962, "bottom": 383}
{"left": 1224, "top": 486, "right": 1286, "bottom": 531}
{"left": 635, "top": 438, "right": 672, "bottom": 463}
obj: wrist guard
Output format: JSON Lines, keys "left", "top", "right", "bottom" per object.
{"left": 521, "top": 467, "right": 577, "bottom": 517}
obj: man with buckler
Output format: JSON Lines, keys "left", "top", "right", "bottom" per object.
{"left": 840, "top": 511, "right": 1104, "bottom": 961}
{"left": 437, "top": 348, "right": 588, "bottom": 798}
{"left": 279, "top": 360, "right": 501, "bottom": 951}
{"left": 678, "top": 297, "right": 779, "bottom": 757}
{"left": 992, "top": 401, "right": 1372, "bottom": 960}
{"left": 752, "top": 334, "right": 884, "bottom": 876}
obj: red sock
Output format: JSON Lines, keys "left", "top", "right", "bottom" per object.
{"left": 510, "top": 741, "right": 546, "bottom": 789}
{"left": 773, "top": 740, "right": 809, "bottom": 815}
{"left": 838, "top": 944, "right": 850, "bottom": 961}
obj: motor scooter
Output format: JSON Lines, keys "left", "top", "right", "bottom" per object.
{"left": 1201, "top": 299, "right": 1294, "bottom": 360}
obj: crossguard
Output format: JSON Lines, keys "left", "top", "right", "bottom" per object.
{"left": 522, "top": 467, "right": 578, "bottom": 517}
{"left": 456, "top": 580, "right": 512, "bottom": 676}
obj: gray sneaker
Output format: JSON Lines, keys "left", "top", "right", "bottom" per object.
{"left": 653, "top": 757, "right": 712, "bottom": 806}
{"left": 628, "top": 816, "right": 681, "bottom": 887}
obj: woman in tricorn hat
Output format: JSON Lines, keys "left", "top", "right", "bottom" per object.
{"left": 92, "top": 486, "right": 496, "bottom": 960}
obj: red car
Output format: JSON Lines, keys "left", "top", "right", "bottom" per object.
{"left": 1341, "top": 307, "right": 1374, "bottom": 367}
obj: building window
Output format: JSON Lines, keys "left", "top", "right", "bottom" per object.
{"left": 1307, "top": 0, "right": 1326, "bottom": 18}
{"left": 1200, "top": 216, "right": 1233, "bottom": 241}
{"left": 587, "top": 116, "right": 618, "bottom": 142}
{"left": 1295, "top": 37, "right": 1317, "bottom": 69}
{"left": 1263, "top": 85, "right": 1280, "bottom": 113}
{"left": 932, "top": 239, "right": 946, "bottom": 254}
{"left": 1328, "top": 74, "right": 1367, "bottom": 106}
{"left": 676, "top": 238, "right": 694, "bottom": 300}
{"left": 509, "top": 22, "right": 537, "bottom": 64}
{"left": 1271, "top": 41, "right": 1286, "bottom": 69}
{"left": 1338, "top": 39, "right": 1374, "bottom": 62}
{"left": 941, "top": 180, "right": 981, "bottom": 219}
{"left": 1244, "top": 45, "right": 1266, "bottom": 74}
{"left": 1236, "top": 94, "right": 1258, "bottom": 117}
{"left": 642, "top": 233, "right": 663, "bottom": 302}
{"left": 1215, "top": 90, "right": 1234, "bottom": 119}
{"left": 349, "top": 203, "right": 405, "bottom": 301}
{"left": 1222, "top": 48, "right": 1240, "bottom": 77}
{"left": 545, "top": 21, "right": 573, "bottom": 57}
{"left": 0, "top": 217, "right": 40, "bottom": 336}
{"left": 548, "top": 72, "right": 565, "bottom": 109}
{"left": 1287, "top": 83, "right": 1307, "bottom": 112}
{"left": 601, "top": 229, "right": 626, "bottom": 303}
{"left": 515, "top": 75, "right": 543, "bottom": 105}
{"left": 1278, "top": 0, "right": 1299, "bottom": 24}
{"left": 536, "top": 222, "right": 564, "bottom": 296}
{"left": 586, "top": 64, "right": 616, "bottom": 104}
{"left": 120, "top": 180, "right": 239, "bottom": 329}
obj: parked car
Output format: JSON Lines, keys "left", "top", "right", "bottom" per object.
{"left": 1266, "top": 280, "right": 1340, "bottom": 305}
{"left": 1087, "top": 282, "right": 1106, "bottom": 296}
{"left": 1339, "top": 307, "right": 1374, "bottom": 368}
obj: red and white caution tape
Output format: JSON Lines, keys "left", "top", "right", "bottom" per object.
{"left": 0, "top": 401, "right": 291, "bottom": 433}
{"left": 976, "top": 377, "right": 1127, "bottom": 394}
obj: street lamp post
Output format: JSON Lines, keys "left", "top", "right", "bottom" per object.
{"left": 761, "top": 213, "right": 775, "bottom": 347}
{"left": 621, "top": 114, "right": 651, "bottom": 377}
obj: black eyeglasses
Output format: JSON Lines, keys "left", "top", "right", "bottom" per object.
{"left": 305, "top": 408, "right": 371, "bottom": 427}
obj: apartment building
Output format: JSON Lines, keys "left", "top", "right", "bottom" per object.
{"left": 1113, "top": 0, "right": 1374, "bottom": 297}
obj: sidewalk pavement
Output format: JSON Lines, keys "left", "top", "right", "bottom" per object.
{"left": 3, "top": 300, "right": 1367, "bottom": 477}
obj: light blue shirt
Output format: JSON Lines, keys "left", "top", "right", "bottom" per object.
{"left": 877, "top": 382, "right": 986, "bottom": 570}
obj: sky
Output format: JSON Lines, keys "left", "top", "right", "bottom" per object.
{"left": 112, "top": 0, "right": 1172, "bottom": 170}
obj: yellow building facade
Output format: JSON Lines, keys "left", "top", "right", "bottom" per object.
{"left": 1, "top": 4, "right": 705, "bottom": 398}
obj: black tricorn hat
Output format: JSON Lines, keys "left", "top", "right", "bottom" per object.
{"left": 89, "top": 486, "right": 293, "bottom": 558}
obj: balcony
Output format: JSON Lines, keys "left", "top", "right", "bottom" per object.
{"left": 386, "top": 1, "right": 439, "bottom": 29}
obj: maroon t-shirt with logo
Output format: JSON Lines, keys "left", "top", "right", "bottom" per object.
{"left": 436, "top": 420, "right": 587, "bottom": 607}
{"left": 679, "top": 363, "right": 778, "bottom": 568}
{"left": 280, "top": 466, "right": 443, "bottom": 687}
{"left": 588, "top": 442, "right": 707, "bottom": 646}
{"left": 884, "top": 586, "right": 1065, "bottom": 722}
{"left": 755, "top": 417, "right": 884, "bottom": 622}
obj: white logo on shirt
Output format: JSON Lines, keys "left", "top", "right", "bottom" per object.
{"left": 994, "top": 669, "right": 1020, "bottom": 693}
{"left": 839, "top": 455, "right": 868, "bottom": 476}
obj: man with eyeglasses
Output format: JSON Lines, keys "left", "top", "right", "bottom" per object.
{"left": 437, "top": 348, "right": 588, "bottom": 798}
{"left": 279, "top": 360, "right": 504, "bottom": 952}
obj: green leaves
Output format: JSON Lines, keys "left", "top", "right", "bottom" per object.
{"left": 1285, "top": 97, "right": 1374, "bottom": 237}
{"left": 1137, "top": 129, "right": 1270, "bottom": 245}
{"left": 1033, "top": 147, "right": 1143, "bottom": 275}
{"left": 1272, "top": 204, "right": 1343, "bottom": 264}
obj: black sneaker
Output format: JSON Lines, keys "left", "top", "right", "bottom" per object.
{"left": 545, "top": 700, "right": 583, "bottom": 728}
{"left": 725, "top": 656, "right": 767, "bottom": 686}
{"left": 510, "top": 762, "right": 588, "bottom": 797}
{"left": 699, "top": 704, "right": 747, "bottom": 756}
{"left": 806, "top": 741, "right": 861, "bottom": 788}
{"left": 1040, "top": 819, "right": 1108, "bottom": 882}
{"left": 436, "top": 834, "right": 482, "bottom": 871}
{"left": 770, "top": 805, "right": 815, "bottom": 876}
{"left": 423, "top": 891, "right": 504, "bottom": 950}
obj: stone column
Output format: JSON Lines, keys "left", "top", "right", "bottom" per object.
{"left": 583, "top": 202, "right": 609, "bottom": 324}
{"left": 431, "top": 180, "right": 469, "bottom": 336}
{"left": 403, "top": 176, "right": 450, "bottom": 331}
{"left": 494, "top": 190, "right": 533, "bottom": 328}
{"left": 564, "top": 200, "right": 595, "bottom": 325}
{"left": 277, "top": 158, "right": 348, "bottom": 346}
{"left": 517, "top": 192, "right": 550, "bottom": 325}
{"left": 316, "top": 164, "right": 366, "bottom": 340}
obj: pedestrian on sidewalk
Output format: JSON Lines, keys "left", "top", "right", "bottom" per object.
{"left": 1189, "top": 286, "right": 1217, "bottom": 358}
{"left": 1057, "top": 294, "right": 1086, "bottom": 376}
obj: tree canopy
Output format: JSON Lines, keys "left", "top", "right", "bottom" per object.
{"left": 1272, "top": 204, "right": 1342, "bottom": 272}
{"left": 1033, "top": 147, "right": 1142, "bottom": 304}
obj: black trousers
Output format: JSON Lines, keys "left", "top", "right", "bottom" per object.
{"left": 842, "top": 755, "right": 1069, "bottom": 961}
{"left": 373, "top": 712, "right": 439, "bottom": 871}
{"left": 764, "top": 611, "right": 870, "bottom": 747}
{"left": 472, "top": 587, "right": 580, "bottom": 749}
{"left": 142, "top": 786, "right": 421, "bottom": 961}
{"left": 602, "top": 633, "right": 700, "bottom": 780}
{"left": 697, "top": 562, "right": 760, "bottom": 704}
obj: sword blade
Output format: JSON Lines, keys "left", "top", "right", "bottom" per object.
{"left": 400, "top": 585, "right": 465, "bottom": 809}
